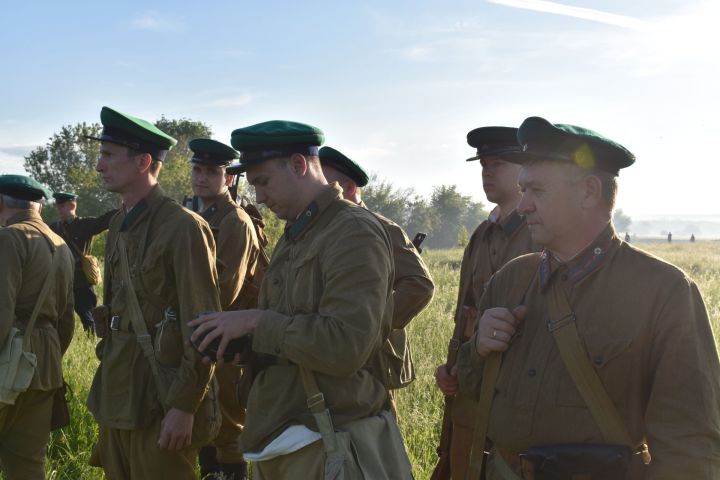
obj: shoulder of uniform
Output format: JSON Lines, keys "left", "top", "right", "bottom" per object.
{"left": 333, "top": 199, "right": 386, "bottom": 232}
{"left": 493, "top": 252, "right": 542, "bottom": 281}
{"left": 617, "top": 242, "right": 693, "bottom": 285}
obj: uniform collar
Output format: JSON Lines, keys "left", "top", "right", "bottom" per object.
{"left": 285, "top": 184, "right": 343, "bottom": 241}
{"left": 120, "top": 185, "right": 165, "bottom": 231}
{"left": 6, "top": 209, "right": 42, "bottom": 226}
{"left": 483, "top": 208, "right": 525, "bottom": 239}
{"left": 539, "top": 222, "right": 617, "bottom": 290}
{"left": 200, "top": 190, "right": 233, "bottom": 222}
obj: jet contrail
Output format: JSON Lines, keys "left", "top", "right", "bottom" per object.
{"left": 487, "top": 0, "right": 651, "bottom": 30}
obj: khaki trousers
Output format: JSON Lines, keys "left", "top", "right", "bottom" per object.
{"left": 212, "top": 363, "right": 246, "bottom": 464}
{"left": 0, "top": 389, "right": 55, "bottom": 480}
{"left": 254, "top": 440, "right": 325, "bottom": 479}
{"left": 89, "top": 418, "right": 198, "bottom": 480}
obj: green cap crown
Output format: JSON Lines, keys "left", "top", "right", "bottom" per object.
{"left": 231, "top": 120, "right": 324, "bottom": 168}
{"left": 189, "top": 138, "right": 239, "bottom": 167}
{"left": 0, "top": 175, "right": 51, "bottom": 201}
{"left": 53, "top": 192, "right": 78, "bottom": 203}
{"left": 86, "top": 106, "right": 177, "bottom": 161}
{"left": 319, "top": 146, "right": 369, "bottom": 187}
{"left": 503, "top": 116, "right": 634, "bottom": 174}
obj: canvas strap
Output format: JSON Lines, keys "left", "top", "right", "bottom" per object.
{"left": 466, "top": 261, "right": 539, "bottom": 480}
{"left": 116, "top": 233, "right": 169, "bottom": 411}
{"left": 21, "top": 220, "right": 61, "bottom": 351}
{"left": 298, "top": 365, "right": 346, "bottom": 478}
{"left": 546, "top": 279, "right": 634, "bottom": 447}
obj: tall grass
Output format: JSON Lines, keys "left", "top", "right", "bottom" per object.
{"left": 25, "top": 242, "right": 720, "bottom": 479}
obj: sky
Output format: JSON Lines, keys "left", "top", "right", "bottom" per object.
{"left": 1, "top": 0, "right": 718, "bottom": 216}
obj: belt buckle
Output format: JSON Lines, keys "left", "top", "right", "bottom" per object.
{"left": 110, "top": 316, "right": 121, "bottom": 331}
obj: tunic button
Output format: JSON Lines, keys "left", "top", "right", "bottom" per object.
{"left": 528, "top": 369, "right": 536, "bottom": 377}
{"left": 272, "top": 278, "right": 280, "bottom": 286}
{"left": 594, "top": 356, "right": 604, "bottom": 365}
{"left": 491, "top": 250, "right": 496, "bottom": 256}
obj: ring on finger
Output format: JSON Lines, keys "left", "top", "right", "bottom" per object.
{"left": 492, "top": 329, "right": 497, "bottom": 339}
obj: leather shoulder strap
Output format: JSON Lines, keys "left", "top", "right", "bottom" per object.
{"left": 116, "top": 233, "right": 168, "bottom": 411}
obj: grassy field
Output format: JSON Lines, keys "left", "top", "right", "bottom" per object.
{"left": 33, "top": 241, "right": 720, "bottom": 479}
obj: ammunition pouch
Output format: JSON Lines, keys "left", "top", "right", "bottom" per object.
{"left": 519, "top": 444, "right": 632, "bottom": 480}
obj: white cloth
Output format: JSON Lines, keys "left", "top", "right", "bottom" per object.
{"left": 243, "top": 424, "right": 322, "bottom": 462}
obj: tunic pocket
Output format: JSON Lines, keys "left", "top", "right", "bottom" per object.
{"left": 556, "top": 334, "right": 632, "bottom": 407}
{"left": 154, "top": 308, "right": 184, "bottom": 367}
{"left": 290, "top": 251, "right": 321, "bottom": 313}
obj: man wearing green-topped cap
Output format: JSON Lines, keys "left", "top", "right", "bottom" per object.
{"left": 189, "top": 120, "right": 413, "bottom": 478}
{"left": 0, "top": 175, "right": 75, "bottom": 479}
{"left": 186, "top": 138, "right": 260, "bottom": 480}
{"left": 84, "top": 107, "right": 222, "bottom": 479}
{"left": 457, "top": 117, "right": 720, "bottom": 479}
{"left": 319, "top": 145, "right": 435, "bottom": 403}
{"left": 49, "top": 192, "right": 117, "bottom": 333}
{"left": 431, "top": 127, "right": 537, "bottom": 480}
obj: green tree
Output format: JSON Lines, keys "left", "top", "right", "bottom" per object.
{"left": 362, "top": 173, "right": 413, "bottom": 225}
{"left": 154, "top": 117, "right": 212, "bottom": 202}
{"left": 24, "top": 122, "right": 117, "bottom": 218}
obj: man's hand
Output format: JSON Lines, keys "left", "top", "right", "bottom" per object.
{"left": 188, "top": 310, "right": 262, "bottom": 365}
{"left": 474, "top": 306, "right": 527, "bottom": 357}
{"left": 435, "top": 363, "right": 459, "bottom": 396}
{"left": 158, "top": 408, "right": 194, "bottom": 450}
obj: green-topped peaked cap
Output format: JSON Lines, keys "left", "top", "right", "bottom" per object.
{"left": 319, "top": 146, "right": 369, "bottom": 187}
{"left": 225, "top": 162, "right": 244, "bottom": 176}
{"left": 503, "top": 116, "right": 635, "bottom": 174}
{"left": 0, "top": 174, "right": 51, "bottom": 201}
{"left": 53, "top": 192, "right": 78, "bottom": 204}
{"left": 230, "top": 120, "right": 324, "bottom": 169}
{"left": 85, "top": 106, "right": 178, "bottom": 161}
{"left": 189, "top": 138, "right": 239, "bottom": 167}
{"left": 465, "top": 127, "right": 521, "bottom": 161}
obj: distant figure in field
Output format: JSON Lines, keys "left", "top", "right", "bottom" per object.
{"left": 624, "top": 232, "right": 631, "bottom": 243}
{"left": 668, "top": 232, "right": 672, "bottom": 243}
{"left": 691, "top": 233, "right": 696, "bottom": 243}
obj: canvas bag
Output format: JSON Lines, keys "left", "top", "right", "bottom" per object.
{"left": 0, "top": 230, "right": 59, "bottom": 408}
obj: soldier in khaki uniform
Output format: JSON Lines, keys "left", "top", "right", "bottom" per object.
{"left": 433, "top": 127, "right": 536, "bottom": 479}
{"left": 457, "top": 116, "right": 720, "bottom": 479}
{"left": 319, "top": 145, "right": 435, "bottom": 399}
{"left": 84, "top": 107, "right": 222, "bottom": 479}
{"left": 0, "top": 175, "right": 75, "bottom": 480}
{"left": 190, "top": 120, "right": 413, "bottom": 479}
{"left": 49, "top": 192, "right": 117, "bottom": 333}
{"left": 187, "top": 138, "right": 260, "bottom": 480}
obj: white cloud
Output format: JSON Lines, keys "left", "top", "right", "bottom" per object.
{"left": 487, "top": 0, "right": 651, "bottom": 31}
{"left": 130, "top": 12, "right": 185, "bottom": 32}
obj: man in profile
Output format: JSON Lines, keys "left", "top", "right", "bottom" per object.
{"left": 433, "top": 127, "right": 536, "bottom": 480}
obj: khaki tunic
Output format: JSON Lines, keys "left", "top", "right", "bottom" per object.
{"left": 457, "top": 224, "right": 720, "bottom": 479}
{"left": 0, "top": 210, "right": 74, "bottom": 479}
{"left": 49, "top": 210, "right": 117, "bottom": 288}
{"left": 365, "top": 206, "right": 434, "bottom": 391}
{"left": 0, "top": 210, "right": 75, "bottom": 390}
{"left": 451, "top": 210, "right": 536, "bottom": 428}
{"left": 195, "top": 191, "right": 260, "bottom": 462}
{"left": 197, "top": 191, "right": 260, "bottom": 310}
{"left": 241, "top": 184, "right": 394, "bottom": 453}
{"left": 87, "top": 186, "right": 221, "bottom": 429}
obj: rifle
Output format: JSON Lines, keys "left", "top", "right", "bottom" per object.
{"left": 431, "top": 304, "right": 477, "bottom": 480}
